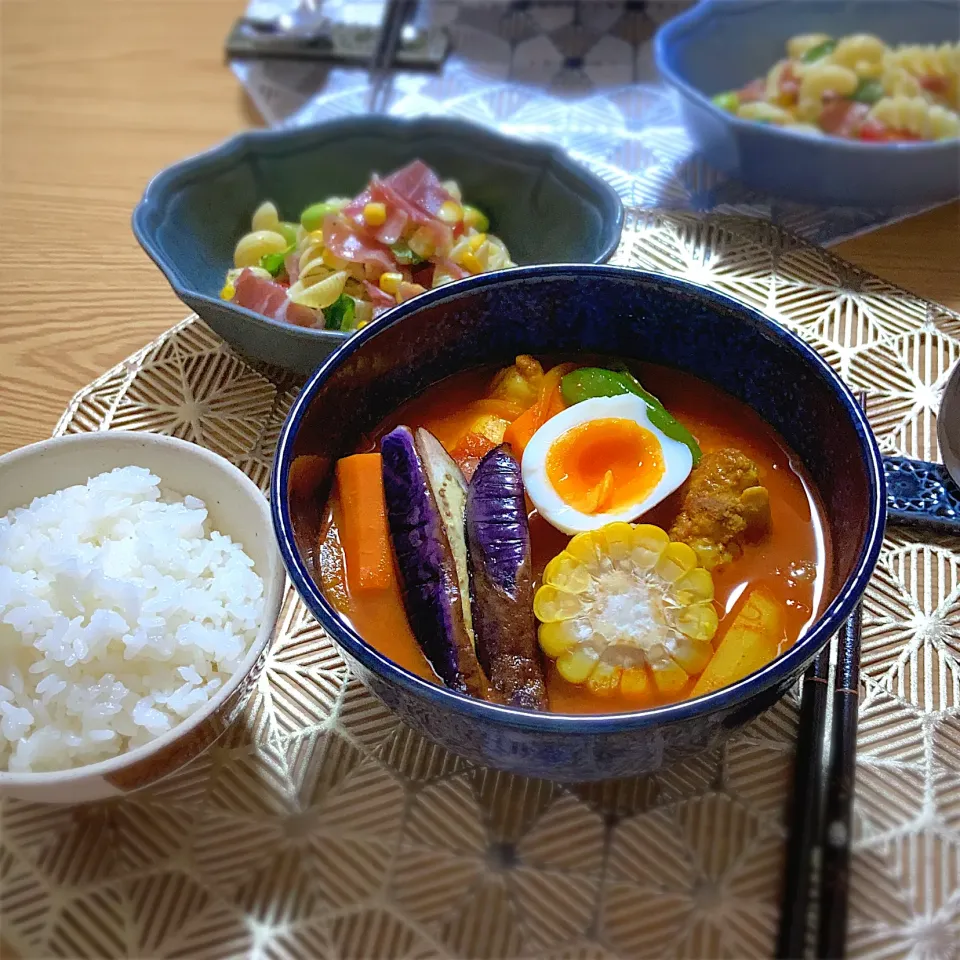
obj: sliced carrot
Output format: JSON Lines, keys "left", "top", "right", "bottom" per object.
{"left": 502, "top": 362, "right": 577, "bottom": 458}
{"left": 502, "top": 403, "right": 541, "bottom": 458}
{"left": 335, "top": 453, "right": 392, "bottom": 590}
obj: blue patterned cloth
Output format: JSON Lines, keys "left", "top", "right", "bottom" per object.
{"left": 233, "top": 0, "right": 940, "bottom": 246}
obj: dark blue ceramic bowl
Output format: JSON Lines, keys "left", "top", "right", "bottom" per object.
{"left": 132, "top": 116, "right": 624, "bottom": 375}
{"left": 655, "top": 0, "right": 960, "bottom": 206}
{"left": 272, "top": 265, "right": 885, "bottom": 781}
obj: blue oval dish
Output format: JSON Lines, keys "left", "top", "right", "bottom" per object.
{"left": 271, "top": 265, "right": 885, "bottom": 782}
{"left": 132, "top": 116, "right": 624, "bottom": 375}
{"left": 655, "top": 0, "right": 960, "bottom": 206}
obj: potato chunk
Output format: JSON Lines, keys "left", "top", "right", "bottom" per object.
{"left": 690, "top": 587, "right": 784, "bottom": 697}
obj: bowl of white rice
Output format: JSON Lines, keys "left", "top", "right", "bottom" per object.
{"left": 0, "top": 431, "right": 285, "bottom": 803}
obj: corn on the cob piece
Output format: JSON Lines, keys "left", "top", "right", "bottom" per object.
{"left": 534, "top": 522, "right": 718, "bottom": 697}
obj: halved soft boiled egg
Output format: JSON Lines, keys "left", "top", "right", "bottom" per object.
{"left": 521, "top": 395, "right": 694, "bottom": 535}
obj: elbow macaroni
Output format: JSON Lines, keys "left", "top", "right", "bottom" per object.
{"left": 711, "top": 34, "right": 960, "bottom": 140}
{"left": 829, "top": 34, "right": 886, "bottom": 78}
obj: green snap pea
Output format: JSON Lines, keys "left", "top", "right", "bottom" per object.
{"left": 560, "top": 367, "right": 702, "bottom": 464}
{"left": 300, "top": 199, "right": 347, "bottom": 232}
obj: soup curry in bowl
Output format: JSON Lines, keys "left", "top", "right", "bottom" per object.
{"left": 274, "top": 266, "right": 884, "bottom": 780}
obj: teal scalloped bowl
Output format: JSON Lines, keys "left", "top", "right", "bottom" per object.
{"left": 132, "top": 117, "right": 624, "bottom": 375}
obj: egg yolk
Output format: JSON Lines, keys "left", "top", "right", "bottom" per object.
{"left": 545, "top": 418, "right": 665, "bottom": 514}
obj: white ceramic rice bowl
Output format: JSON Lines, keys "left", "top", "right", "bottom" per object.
{"left": 0, "top": 431, "right": 285, "bottom": 803}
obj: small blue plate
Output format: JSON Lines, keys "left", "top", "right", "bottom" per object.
{"left": 655, "top": 0, "right": 960, "bottom": 206}
{"left": 133, "top": 116, "right": 624, "bottom": 375}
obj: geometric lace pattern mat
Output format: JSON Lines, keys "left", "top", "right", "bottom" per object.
{"left": 2, "top": 211, "right": 959, "bottom": 959}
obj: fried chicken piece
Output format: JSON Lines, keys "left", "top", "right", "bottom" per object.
{"left": 668, "top": 448, "right": 771, "bottom": 570}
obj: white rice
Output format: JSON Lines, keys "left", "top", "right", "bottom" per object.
{"left": 0, "top": 466, "right": 264, "bottom": 773}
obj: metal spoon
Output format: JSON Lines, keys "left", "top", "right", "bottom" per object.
{"left": 883, "top": 361, "right": 960, "bottom": 534}
{"left": 937, "top": 360, "right": 960, "bottom": 488}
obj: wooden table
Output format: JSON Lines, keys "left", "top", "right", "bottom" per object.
{"left": 1, "top": 0, "right": 959, "bottom": 459}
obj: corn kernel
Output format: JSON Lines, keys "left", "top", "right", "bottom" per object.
{"left": 533, "top": 584, "right": 584, "bottom": 623}
{"left": 220, "top": 283, "right": 235, "bottom": 300}
{"left": 557, "top": 647, "right": 599, "bottom": 684}
{"left": 538, "top": 621, "right": 579, "bottom": 659}
{"left": 468, "top": 232, "right": 487, "bottom": 251}
{"left": 438, "top": 200, "right": 463, "bottom": 224}
{"left": 462, "top": 205, "right": 490, "bottom": 232}
{"left": 363, "top": 201, "right": 387, "bottom": 226}
{"left": 676, "top": 602, "right": 720, "bottom": 642}
{"left": 621, "top": 666, "right": 652, "bottom": 698}
{"left": 379, "top": 272, "right": 403, "bottom": 295}
{"left": 542, "top": 554, "right": 592, "bottom": 594}
{"left": 655, "top": 541, "right": 699, "bottom": 582}
{"left": 651, "top": 661, "right": 689, "bottom": 696}
{"left": 460, "top": 251, "right": 484, "bottom": 274}
{"left": 587, "top": 662, "right": 622, "bottom": 696}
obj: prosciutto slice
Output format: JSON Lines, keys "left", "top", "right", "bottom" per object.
{"left": 435, "top": 258, "right": 469, "bottom": 281}
{"left": 284, "top": 251, "right": 301, "bottom": 284}
{"left": 339, "top": 163, "right": 457, "bottom": 260}
{"left": 364, "top": 280, "right": 397, "bottom": 310}
{"left": 322, "top": 213, "right": 396, "bottom": 274}
{"left": 384, "top": 160, "right": 453, "bottom": 217}
{"left": 232, "top": 269, "right": 319, "bottom": 328}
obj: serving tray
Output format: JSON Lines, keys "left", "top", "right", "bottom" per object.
{"left": 2, "top": 212, "right": 958, "bottom": 960}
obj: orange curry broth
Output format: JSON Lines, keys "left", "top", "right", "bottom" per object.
{"left": 316, "top": 361, "right": 832, "bottom": 714}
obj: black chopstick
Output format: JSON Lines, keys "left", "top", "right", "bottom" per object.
{"left": 777, "top": 390, "right": 869, "bottom": 958}
{"left": 367, "top": 0, "right": 416, "bottom": 112}
{"left": 775, "top": 643, "right": 832, "bottom": 959}
{"left": 817, "top": 600, "right": 864, "bottom": 958}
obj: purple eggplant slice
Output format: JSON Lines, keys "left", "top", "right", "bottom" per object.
{"left": 466, "top": 445, "right": 548, "bottom": 711}
{"left": 380, "top": 425, "right": 483, "bottom": 695}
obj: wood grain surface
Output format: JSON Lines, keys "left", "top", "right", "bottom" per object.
{"left": 1, "top": 0, "right": 959, "bottom": 458}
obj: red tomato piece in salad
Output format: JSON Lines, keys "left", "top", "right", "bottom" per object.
{"left": 818, "top": 100, "right": 871, "bottom": 137}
